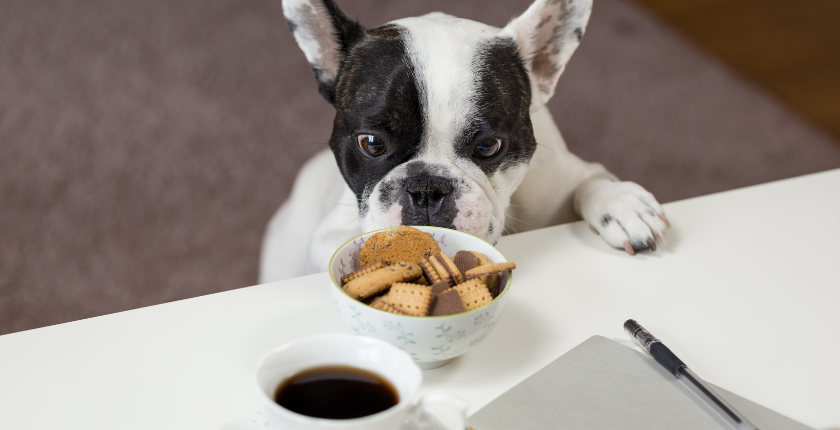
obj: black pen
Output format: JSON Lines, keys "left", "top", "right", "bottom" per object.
{"left": 623, "top": 319, "right": 760, "bottom": 430}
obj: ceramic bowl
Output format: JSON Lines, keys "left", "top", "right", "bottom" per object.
{"left": 328, "top": 226, "right": 512, "bottom": 369}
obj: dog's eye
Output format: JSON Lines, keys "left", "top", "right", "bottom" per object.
{"left": 357, "top": 134, "right": 385, "bottom": 156}
{"left": 474, "top": 138, "right": 502, "bottom": 158}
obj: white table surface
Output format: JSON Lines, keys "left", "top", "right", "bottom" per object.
{"left": 1, "top": 169, "right": 839, "bottom": 430}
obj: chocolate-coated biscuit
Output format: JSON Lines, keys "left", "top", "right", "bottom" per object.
{"left": 418, "top": 257, "right": 442, "bottom": 284}
{"left": 436, "top": 252, "right": 465, "bottom": 284}
{"left": 428, "top": 281, "right": 451, "bottom": 312}
{"left": 429, "top": 288, "right": 466, "bottom": 316}
{"left": 453, "top": 250, "right": 479, "bottom": 278}
{"left": 429, "top": 254, "right": 454, "bottom": 286}
{"left": 430, "top": 281, "right": 450, "bottom": 297}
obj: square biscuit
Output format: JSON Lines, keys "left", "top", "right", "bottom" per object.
{"left": 454, "top": 278, "right": 493, "bottom": 311}
{"left": 388, "top": 283, "right": 433, "bottom": 316}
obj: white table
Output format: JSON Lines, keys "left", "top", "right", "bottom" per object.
{"left": 1, "top": 169, "right": 839, "bottom": 430}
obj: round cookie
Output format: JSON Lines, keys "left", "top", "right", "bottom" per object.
{"left": 360, "top": 226, "right": 442, "bottom": 267}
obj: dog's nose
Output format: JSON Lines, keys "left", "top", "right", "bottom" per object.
{"left": 401, "top": 175, "right": 456, "bottom": 227}
{"left": 404, "top": 175, "right": 453, "bottom": 208}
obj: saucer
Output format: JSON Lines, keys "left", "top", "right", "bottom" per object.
{"left": 219, "top": 408, "right": 268, "bottom": 430}
{"left": 219, "top": 406, "right": 448, "bottom": 430}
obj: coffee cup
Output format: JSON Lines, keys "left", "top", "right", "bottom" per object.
{"left": 254, "top": 333, "right": 467, "bottom": 430}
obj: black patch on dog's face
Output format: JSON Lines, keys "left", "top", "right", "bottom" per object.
{"left": 458, "top": 38, "right": 536, "bottom": 176}
{"left": 328, "top": 25, "right": 425, "bottom": 205}
{"left": 327, "top": 27, "right": 536, "bottom": 232}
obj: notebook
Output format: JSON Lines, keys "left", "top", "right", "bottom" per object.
{"left": 466, "top": 336, "right": 813, "bottom": 430}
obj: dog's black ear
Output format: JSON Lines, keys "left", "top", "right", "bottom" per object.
{"left": 502, "top": 0, "right": 592, "bottom": 106}
{"left": 283, "top": 0, "right": 366, "bottom": 105}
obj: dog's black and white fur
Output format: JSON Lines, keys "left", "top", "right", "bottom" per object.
{"left": 260, "top": 0, "right": 669, "bottom": 282}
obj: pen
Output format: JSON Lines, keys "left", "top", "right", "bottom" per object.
{"left": 623, "top": 319, "right": 760, "bottom": 430}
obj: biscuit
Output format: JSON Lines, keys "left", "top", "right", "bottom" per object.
{"left": 465, "top": 262, "right": 517, "bottom": 278}
{"left": 370, "top": 299, "right": 404, "bottom": 315}
{"left": 359, "top": 226, "right": 441, "bottom": 267}
{"left": 430, "top": 281, "right": 450, "bottom": 297}
{"left": 470, "top": 251, "right": 494, "bottom": 267}
{"left": 418, "top": 257, "right": 442, "bottom": 284}
{"left": 453, "top": 250, "right": 479, "bottom": 278}
{"left": 454, "top": 278, "right": 493, "bottom": 311}
{"left": 342, "top": 262, "right": 422, "bottom": 300}
{"left": 436, "top": 251, "right": 465, "bottom": 284}
{"left": 388, "top": 283, "right": 433, "bottom": 316}
{"left": 429, "top": 254, "right": 454, "bottom": 286}
{"left": 341, "top": 260, "right": 391, "bottom": 285}
{"left": 361, "top": 288, "right": 389, "bottom": 305}
{"left": 466, "top": 251, "right": 501, "bottom": 297}
{"left": 428, "top": 281, "right": 451, "bottom": 312}
{"left": 429, "top": 288, "right": 466, "bottom": 316}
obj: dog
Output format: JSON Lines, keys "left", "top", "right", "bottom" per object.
{"left": 260, "top": 0, "right": 669, "bottom": 283}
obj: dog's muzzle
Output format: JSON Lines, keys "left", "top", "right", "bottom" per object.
{"left": 400, "top": 175, "right": 457, "bottom": 228}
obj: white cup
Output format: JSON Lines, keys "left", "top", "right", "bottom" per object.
{"left": 254, "top": 333, "right": 467, "bottom": 430}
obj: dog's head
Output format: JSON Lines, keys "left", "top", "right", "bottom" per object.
{"left": 283, "top": 0, "right": 591, "bottom": 244}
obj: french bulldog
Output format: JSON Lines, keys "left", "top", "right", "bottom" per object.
{"left": 260, "top": 0, "right": 669, "bottom": 282}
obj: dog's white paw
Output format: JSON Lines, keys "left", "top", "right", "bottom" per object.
{"left": 576, "top": 179, "right": 669, "bottom": 255}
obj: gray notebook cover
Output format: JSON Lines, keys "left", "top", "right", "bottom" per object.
{"left": 467, "top": 336, "right": 813, "bottom": 430}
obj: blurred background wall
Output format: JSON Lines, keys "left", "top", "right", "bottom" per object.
{"left": 637, "top": 0, "right": 840, "bottom": 142}
{"left": 1, "top": 0, "right": 839, "bottom": 335}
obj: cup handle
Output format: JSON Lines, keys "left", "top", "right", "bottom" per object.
{"left": 405, "top": 391, "right": 468, "bottom": 430}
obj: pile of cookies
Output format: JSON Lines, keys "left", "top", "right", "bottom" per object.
{"left": 340, "top": 226, "right": 516, "bottom": 317}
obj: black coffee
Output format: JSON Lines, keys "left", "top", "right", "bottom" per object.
{"left": 274, "top": 365, "right": 399, "bottom": 419}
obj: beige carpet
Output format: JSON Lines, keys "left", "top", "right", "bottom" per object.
{"left": 2, "top": 0, "right": 839, "bottom": 335}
